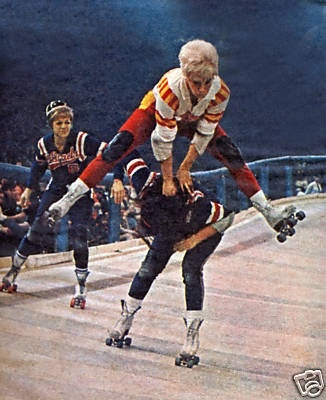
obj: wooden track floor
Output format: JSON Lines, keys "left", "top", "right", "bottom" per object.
{"left": 0, "top": 195, "right": 325, "bottom": 400}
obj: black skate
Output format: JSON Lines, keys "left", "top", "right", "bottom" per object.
{"left": 0, "top": 266, "right": 20, "bottom": 293}
{"left": 105, "top": 300, "right": 140, "bottom": 348}
{"left": 274, "top": 210, "right": 306, "bottom": 243}
{"left": 175, "top": 354, "right": 200, "bottom": 368}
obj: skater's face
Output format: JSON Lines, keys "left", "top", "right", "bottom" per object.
{"left": 186, "top": 73, "right": 213, "bottom": 100}
{"left": 52, "top": 114, "right": 72, "bottom": 139}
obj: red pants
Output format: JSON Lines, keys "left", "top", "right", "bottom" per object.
{"left": 79, "top": 92, "right": 260, "bottom": 198}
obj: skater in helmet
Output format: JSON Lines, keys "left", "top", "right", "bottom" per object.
{"left": 48, "top": 39, "right": 298, "bottom": 237}
{"left": 0, "top": 100, "right": 106, "bottom": 309}
{"left": 106, "top": 149, "right": 235, "bottom": 367}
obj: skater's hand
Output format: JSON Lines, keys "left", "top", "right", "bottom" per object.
{"left": 110, "top": 179, "right": 125, "bottom": 204}
{"left": 19, "top": 187, "right": 33, "bottom": 208}
{"left": 177, "top": 167, "right": 194, "bottom": 194}
{"left": 162, "top": 177, "right": 178, "bottom": 197}
{"left": 174, "top": 234, "right": 199, "bottom": 252}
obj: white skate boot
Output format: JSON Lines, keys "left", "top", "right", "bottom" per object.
{"left": 0, "top": 265, "right": 21, "bottom": 293}
{"left": 70, "top": 268, "right": 90, "bottom": 309}
{"left": 251, "top": 190, "right": 305, "bottom": 242}
{"left": 175, "top": 311, "right": 204, "bottom": 368}
{"left": 106, "top": 299, "right": 141, "bottom": 348}
{"left": 48, "top": 178, "right": 90, "bottom": 225}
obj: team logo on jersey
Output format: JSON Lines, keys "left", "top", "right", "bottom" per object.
{"left": 46, "top": 147, "right": 79, "bottom": 170}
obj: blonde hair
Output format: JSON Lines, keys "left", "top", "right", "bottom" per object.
{"left": 178, "top": 39, "right": 219, "bottom": 79}
{"left": 46, "top": 103, "right": 74, "bottom": 127}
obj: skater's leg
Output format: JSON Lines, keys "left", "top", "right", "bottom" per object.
{"left": 69, "top": 197, "right": 92, "bottom": 308}
{"left": 109, "top": 296, "right": 143, "bottom": 340}
{"left": 182, "top": 233, "right": 222, "bottom": 310}
{"left": 176, "top": 234, "right": 222, "bottom": 364}
{"left": 49, "top": 106, "right": 155, "bottom": 220}
{"left": 1, "top": 193, "right": 56, "bottom": 291}
{"left": 206, "top": 125, "right": 261, "bottom": 198}
{"left": 109, "top": 235, "right": 174, "bottom": 340}
{"left": 128, "top": 236, "right": 174, "bottom": 300}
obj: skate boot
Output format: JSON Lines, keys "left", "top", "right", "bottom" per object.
{"left": 106, "top": 299, "right": 141, "bottom": 348}
{"left": 70, "top": 268, "right": 90, "bottom": 309}
{"left": 0, "top": 265, "right": 21, "bottom": 293}
{"left": 175, "top": 312, "right": 204, "bottom": 368}
{"left": 48, "top": 178, "right": 90, "bottom": 225}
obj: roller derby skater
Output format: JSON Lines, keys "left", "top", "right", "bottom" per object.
{"left": 48, "top": 39, "right": 301, "bottom": 246}
{"left": 70, "top": 268, "right": 90, "bottom": 309}
{"left": 105, "top": 150, "right": 235, "bottom": 366}
{"left": 1, "top": 100, "right": 106, "bottom": 308}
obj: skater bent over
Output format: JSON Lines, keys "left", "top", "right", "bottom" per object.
{"left": 106, "top": 150, "right": 235, "bottom": 367}
{"left": 49, "top": 39, "right": 298, "bottom": 237}
{"left": 0, "top": 100, "right": 106, "bottom": 308}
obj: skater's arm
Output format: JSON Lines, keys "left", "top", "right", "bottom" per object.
{"left": 174, "top": 225, "right": 217, "bottom": 252}
{"left": 160, "top": 156, "right": 177, "bottom": 197}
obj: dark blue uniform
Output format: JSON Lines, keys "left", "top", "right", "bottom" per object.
{"left": 114, "top": 151, "right": 229, "bottom": 311}
{"left": 18, "top": 130, "right": 106, "bottom": 268}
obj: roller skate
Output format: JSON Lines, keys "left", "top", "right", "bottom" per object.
{"left": 105, "top": 299, "right": 141, "bottom": 348}
{"left": 274, "top": 210, "right": 306, "bottom": 243}
{"left": 175, "top": 313, "right": 203, "bottom": 368}
{"left": 70, "top": 268, "right": 89, "bottom": 309}
{"left": 0, "top": 265, "right": 20, "bottom": 293}
{"left": 48, "top": 178, "right": 90, "bottom": 226}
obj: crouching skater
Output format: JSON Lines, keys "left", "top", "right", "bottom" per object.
{"left": 106, "top": 150, "right": 235, "bottom": 368}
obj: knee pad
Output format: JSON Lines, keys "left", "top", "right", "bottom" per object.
{"left": 102, "top": 131, "right": 134, "bottom": 163}
{"left": 214, "top": 136, "right": 245, "bottom": 169}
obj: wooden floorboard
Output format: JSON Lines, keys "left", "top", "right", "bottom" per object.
{"left": 0, "top": 195, "right": 325, "bottom": 400}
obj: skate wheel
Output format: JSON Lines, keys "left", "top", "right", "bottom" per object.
{"left": 116, "top": 339, "right": 124, "bottom": 348}
{"left": 296, "top": 211, "right": 305, "bottom": 221}
{"left": 70, "top": 298, "right": 75, "bottom": 308}
{"left": 124, "top": 337, "right": 132, "bottom": 346}
{"left": 187, "top": 360, "right": 194, "bottom": 368}
{"left": 8, "top": 284, "right": 17, "bottom": 294}
{"left": 277, "top": 232, "right": 287, "bottom": 243}
{"left": 80, "top": 299, "right": 86, "bottom": 309}
{"left": 105, "top": 338, "right": 113, "bottom": 346}
{"left": 175, "top": 356, "right": 182, "bottom": 366}
{"left": 288, "top": 227, "right": 295, "bottom": 236}
{"left": 287, "top": 217, "right": 297, "bottom": 227}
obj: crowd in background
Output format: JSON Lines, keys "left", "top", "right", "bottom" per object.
{"left": 0, "top": 176, "right": 141, "bottom": 257}
{"left": 0, "top": 173, "right": 323, "bottom": 258}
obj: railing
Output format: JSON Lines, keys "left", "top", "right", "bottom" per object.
{"left": 1, "top": 155, "right": 325, "bottom": 248}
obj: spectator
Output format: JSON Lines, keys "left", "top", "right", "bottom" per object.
{"left": 305, "top": 176, "right": 322, "bottom": 194}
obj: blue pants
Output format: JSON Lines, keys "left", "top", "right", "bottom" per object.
{"left": 128, "top": 232, "right": 222, "bottom": 310}
{"left": 18, "top": 189, "right": 92, "bottom": 269}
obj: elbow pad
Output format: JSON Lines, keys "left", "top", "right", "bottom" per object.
{"left": 151, "top": 130, "right": 173, "bottom": 161}
{"left": 191, "top": 131, "right": 214, "bottom": 156}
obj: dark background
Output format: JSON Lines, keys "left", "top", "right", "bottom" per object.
{"left": 0, "top": 0, "right": 325, "bottom": 171}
